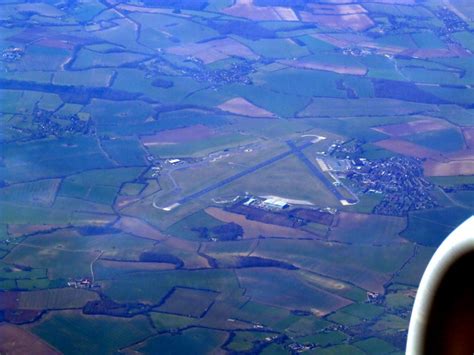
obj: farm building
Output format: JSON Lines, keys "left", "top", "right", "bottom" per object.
{"left": 262, "top": 198, "right": 289, "bottom": 210}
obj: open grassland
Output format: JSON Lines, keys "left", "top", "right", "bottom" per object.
{"left": 298, "top": 271, "right": 367, "bottom": 303}
{"left": 1, "top": 137, "right": 115, "bottom": 183}
{"left": 133, "top": 327, "right": 228, "bottom": 355}
{"left": 226, "top": 331, "right": 275, "bottom": 352}
{"left": 402, "top": 207, "right": 474, "bottom": 246}
{"left": 373, "top": 117, "right": 453, "bottom": 137}
{"left": 329, "top": 212, "right": 407, "bottom": 245}
{"left": 252, "top": 68, "right": 346, "bottom": 99}
{"left": 278, "top": 58, "right": 367, "bottom": 76}
{"left": 52, "top": 68, "right": 114, "bottom": 87}
{"left": 206, "top": 155, "right": 341, "bottom": 207}
{"left": 71, "top": 49, "right": 150, "bottom": 69}
{"left": 143, "top": 233, "right": 212, "bottom": 270}
{"left": 150, "top": 312, "right": 195, "bottom": 332}
{"left": 218, "top": 97, "right": 276, "bottom": 118}
{"left": 17, "top": 288, "right": 99, "bottom": 310}
{"left": 222, "top": 0, "right": 298, "bottom": 21}
{"left": 298, "top": 98, "right": 435, "bottom": 117}
{"left": 95, "top": 260, "right": 176, "bottom": 279}
{"left": 100, "top": 137, "right": 147, "bottom": 166}
{"left": 300, "top": 11, "right": 374, "bottom": 32}
{"left": 236, "top": 268, "right": 352, "bottom": 315}
{"left": 315, "top": 344, "right": 366, "bottom": 354}
{"left": 428, "top": 175, "right": 474, "bottom": 185}
{"left": 375, "top": 139, "right": 443, "bottom": 160}
{"left": 3, "top": 230, "right": 157, "bottom": 278}
{"left": 0, "top": 260, "right": 47, "bottom": 281}
{"left": 0, "top": 195, "right": 117, "bottom": 225}
{"left": 404, "top": 128, "right": 466, "bottom": 153}
{"left": 237, "top": 38, "right": 310, "bottom": 59}
{"left": 101, "top": 269, "right": 240, "bottom": 304}
{"left": 167, "top": 37, "right": 258, "bottom": 64}
{"left": 252, "top": 239, "right": 414, "bottom": 293}
{"left": 114, "top": 216, "right": 168, "bottom": 241}
{"left": 353, "top": 337, "right": 399, "bottom": 354}
{"left": 141, "top": 124, "right": 216, "bottom": 145}
{"left": 31, "top": 311, "right": 155, "bottom": 355}
{"left": 447, "top": 191, "right": 474, "bottom": 208}
{"left": 4, "top": 244, "right": 99, "bottom": 279}
{"left": 424, "top": 158, "right": 474, "bottom": 176}
{"left": 2, "top": 0, "right": 474, "bottom": 351}
{"left": 394, "top": 246, "right": 436, "bottom": 286}
{"left": 167, "top": 209, "right": 224, "bottom": 240}
{"left": 296, "top": 330, "right": 347, "bottom": 348}
{"left": 227, "top": 302, "right": 315, "bottom": 337}
{"left": 146, "top": 133, "right": 254, "bottom": 158}
{"left": 0, "top": 179, "right": 60, "bottom": 207}
{"left": 120, "top": 182, "right": 145, "bottom": 196}
{"left": 158, "top": 287, "right": 217, "bottom": 318}
{"left": 201, "top": 237, "right": 257, "bottom": 254}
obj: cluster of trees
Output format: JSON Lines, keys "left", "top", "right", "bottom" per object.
{"left": 193, "top": 222, "right": 243, "bottom": 241}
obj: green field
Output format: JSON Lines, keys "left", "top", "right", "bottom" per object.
{"left": 52, "top": 68, "right": 114, "bottom": 87}
{"left": 31, "top": 312, "right": 155, "bottom": 354}
{"left": 150, "top": 312, "right": 195, "bottom": 332}
{"left": 102, "top": 269, "right": 240, "bottom": 304}
{"left": 394, "top": 246, "right": 435, "bottom": 286}
{"left": 146, "top": 133, "right": 253, "bottom": 158}
{"left": 253, "top": 239, "right": 414, "bottom": 293}
{"left": 226, "top": 331, "right": 275, "bottom": 352}
{"left": 330, "top": 212, "right": 406, "bottom": 245}
{"left": 158, "top": 287, "right": 217, "bottom": 318}
{"left": 134, "top": 327, "right": 228, "bottom": 355}
{"left": 18, "top": 288, "right": 99, "bottom": 309}
{"left": 297, "top": 330, "right": 347, "bottom": 347}
{"left": 402, "top": 207, "right": 474, "bottom": 246}
{"left": 298, "top": 98, "right": 433, "bottom": 118}
{"left": 353, "top": 337, "right": 399, "bottom": 354}
{"left": 236, "top": 268, "right": 351, "bottom": 313}
{"left": 166, "top": 209, "right": 224, "bottom": 240}
{"left": 404, "top": 128, "right": 465, "bottom": 153}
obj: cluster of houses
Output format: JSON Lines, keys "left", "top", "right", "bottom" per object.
{"left": 1, "top": 47, "right": 23, "bottom": 62}
{"left": 67, "top": 277, "right": 96, "bottom": 289}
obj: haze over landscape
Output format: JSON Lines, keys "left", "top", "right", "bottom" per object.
{"left": 0, "top": 0, "right": 474, "bottom": 353}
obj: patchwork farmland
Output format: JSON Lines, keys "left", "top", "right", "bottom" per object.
{"left": 1, "top": 0, "right": 473, "bottom": 353}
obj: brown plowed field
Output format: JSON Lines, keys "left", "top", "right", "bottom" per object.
{"left": 308, "top": 3, "right": 368, "bottom": 15}
{"left": 279, "top": 59, "right": 367, "bottom": 76}
{"left": 222, "top": 0, "right": 298, "bottom": 21}
{"left": 424, "top": 158, "right": 474, "bottom": 176}
{"left": 218, "top": 97, "right": 276, "bottom": 118}
{"left": 167, "top": 38, "right": 258, "bottom": 64}
{"left": 0, "top": 324, "right": 60, "bottom": 355}
{"left": 375, "top": 139, "right": 444, "bottom": 160}
{"left": 462, "top": 127, "right": 474, "bottom": 149}
{"left": 300, "top": 12, "right": 374, "bottom": 32}
{"left": 373, "top": 118, "right": 452, "bottom": 137}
